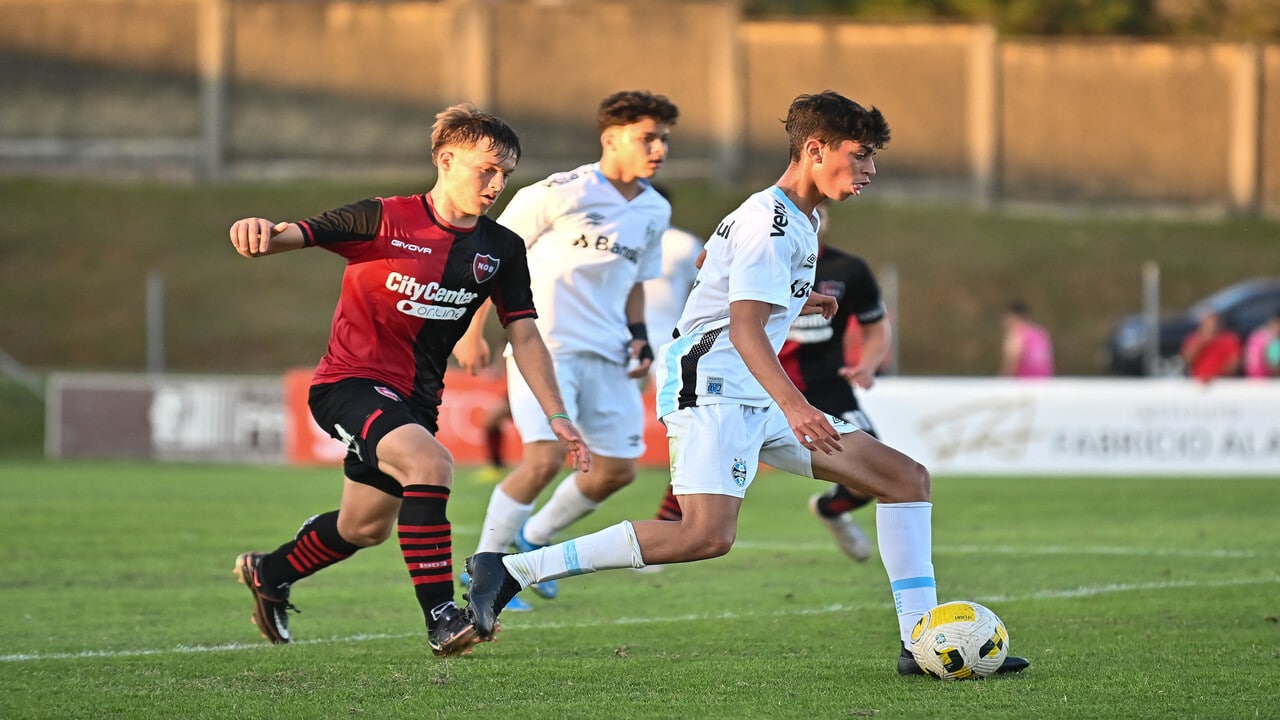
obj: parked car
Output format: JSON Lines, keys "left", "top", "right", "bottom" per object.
{"left": 1106, "top": 277, "right": 1280, "bottom": 376}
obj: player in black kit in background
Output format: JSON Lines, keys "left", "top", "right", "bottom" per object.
{"left": 653, "top": 205, "right": 889, "bottom": 562}
{"left": 226, "top": 104, "right": 590, "bottom": 657}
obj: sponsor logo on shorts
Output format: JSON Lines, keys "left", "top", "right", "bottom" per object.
{"left": 706, "top": 377, "right": 724, "bottom": 395}
{"left": 629, "top": 433, "right": 642, "bottom": 447}
{"left": 731, "top": 458, "right": 748, "bottom": 487}
{"left": 375, "top": 386, "right": 401, "bottom": 402}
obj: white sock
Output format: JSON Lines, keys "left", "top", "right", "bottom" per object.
{"left": 502, "top": 521, "right": 643, "bottom": 585}
{"left": 476, "top": 488, "right": 533, "bottom": 554}
{"left": 521, "top": 473, "right": 600, "bottom": 546}
{"left": 876, "top": 502, "right": 938, "bottom": 644}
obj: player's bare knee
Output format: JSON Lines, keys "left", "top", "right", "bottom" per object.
{"left": 887, "top": 460, "right": 930, "bottom": 503}
{"left": 524, "top": 454, "right": 566, "bottom": 483}
{"left": 685, "top": 526, "right": 735, "bottom": 559}
{"left": 595, "top": 468, "right": 636, "bottom": 494}
{"left": 339, "top": 518, "right": 394, "bottom": 547}
{"left": 700, "top": 533, "right": 735, "bottom": 559}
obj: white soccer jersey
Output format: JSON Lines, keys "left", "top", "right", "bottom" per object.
{"left": 655, "top": 186, "right": 819, "bottom": 415}
{"left": 498, "top": 163, "right": 668, "bottom": 362}
{"left": 643, "top": 226, "right": 704, "bottom": 347}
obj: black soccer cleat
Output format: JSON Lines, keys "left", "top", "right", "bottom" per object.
{"left": 996, "top": 654, "right": 1031, "bottom": 673}
{"left": 897, "top": 644, "right": 1031, "bottom": 676}
{"left": 234, "top": 552, "right": 299, "bottom": 644}
{"left": 462, "top": 552, "right": 522, "bottom": 639}
{"left": 427, "top": 601, "right": 483, "bottom": 658}
{"left": 897, "top": 645, "right": 928, "bottom": 676}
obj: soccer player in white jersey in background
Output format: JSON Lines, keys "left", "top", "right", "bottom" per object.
{"left": 463, "top": 91, "right": 1029, "bottom": 675}
{"left": 643, "top": 186, "right": 705, "bottom": 352}
{"left": 454, "top": 91, "right": 679, "bottom": 607}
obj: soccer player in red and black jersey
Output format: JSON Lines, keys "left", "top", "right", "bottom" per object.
{"left": 651, "top": 205, "right": 888, "bottom": 563}
{"left": 228, "top": 104, "right": 591, "bottom": 658}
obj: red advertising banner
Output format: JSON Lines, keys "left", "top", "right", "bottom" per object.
{"left": 284, "top": 367, "right": 670, "bottom": 468}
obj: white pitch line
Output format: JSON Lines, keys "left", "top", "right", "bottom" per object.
{"left": 449, "top": 527, "right": 1270, "bottom": 560}
{"left": 731, "top": 540, "right": 1267, "bottom": 559}
{"left": 3, "top": 576, "right": 1276, "bottom": 664}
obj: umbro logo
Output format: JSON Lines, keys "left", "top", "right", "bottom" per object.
{"left": 584, "top": 212, "right": 608, "bottom": 226}
{"left": 802, "top": 253, "right": 817, "bottom": 268}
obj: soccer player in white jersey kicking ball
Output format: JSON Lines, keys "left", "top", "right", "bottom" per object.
{"left": 453, "top": 91, "right": 679, "bottom": 609}
{"left": 464, "top": 91, "right": 1030, "bottom": 675}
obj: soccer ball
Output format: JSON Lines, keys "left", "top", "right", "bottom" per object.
{"left": 908, "top": 601, "right": 1010, "bottom": 679}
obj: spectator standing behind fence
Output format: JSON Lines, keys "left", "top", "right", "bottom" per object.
{"left": 1180, "top": 311, "right": 1241, "bottom": 382}
{"left": 1242, "top": 311, "right": 1280, "bottom": 379}
{"left": 999, "top": 300, "right": 1054, "bottom": 378}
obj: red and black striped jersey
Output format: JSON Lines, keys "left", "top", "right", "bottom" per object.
{"left": 298, "top": 193, "right": 535, "bottom": 418}
{"left": 779, "top": 244, "right": 885, "bottom": 395}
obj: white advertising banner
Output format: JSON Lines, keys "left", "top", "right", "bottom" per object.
{"left": 858, "top": 378, "right": 1280, "bottom": 476}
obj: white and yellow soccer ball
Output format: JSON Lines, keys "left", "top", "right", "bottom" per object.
{"left": 908, "top": 600, "right": 1010, "bottom": 679}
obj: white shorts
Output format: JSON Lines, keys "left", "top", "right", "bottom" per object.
{"left": 507, "top": 353, "right": 646, "bottom": 459}
{"left": 665, "top": 403, "right": 858, "bottom": 498}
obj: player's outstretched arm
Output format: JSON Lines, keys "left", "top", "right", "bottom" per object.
{"left": 728, "top": 299, "right": 842, "bottom": 455}
{"left": 505, "top": 317, "right": 592, "bottom": 472}
{"left": 228, "top": 218, "right": 306, "bottom": 258}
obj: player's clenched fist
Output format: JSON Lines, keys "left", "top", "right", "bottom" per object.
{"left": 229, "top": 218, "right": 291, "bottom": 258}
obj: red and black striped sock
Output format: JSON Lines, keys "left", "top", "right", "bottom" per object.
{"left": 655, "top": 484, "right": 683, "bottom": 521}
{"left": 398, "top": 484, "right": 455, "bottom": 627}
{"left": 260, "top": 510, "right": 359, "bottom": 591}
{"left": 818, "top": 485, "right": 874, "bottom": 516}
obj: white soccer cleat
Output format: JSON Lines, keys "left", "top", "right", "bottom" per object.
{"left": 808, "top": 494, "right": 872, "bottom": 562}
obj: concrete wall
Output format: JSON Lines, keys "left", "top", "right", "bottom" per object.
{"left": 1001, "top": 40, "right": 1240, "bottom": 206}
{"left": 741, "top": 22, "right": 982, "bottom": 185}
{"left": 1263, "top": 45, "right": 1280, "bottom": 211}
{"left": 0, "top": 0, "right": 1276, "bottom": 213}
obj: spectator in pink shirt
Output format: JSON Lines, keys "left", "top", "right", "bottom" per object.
{"left": 1000, "top": 300, "right": 1054, "bottom": 378}
{"left": 1243, "top": 312, "right": 1280, "bottom": 379}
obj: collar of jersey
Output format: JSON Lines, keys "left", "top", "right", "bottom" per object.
{"left": 592, "top": 164, "right": 652, "bottom": 200}
{"left": 767, "top": 185, "right": 806, "bottom": 222}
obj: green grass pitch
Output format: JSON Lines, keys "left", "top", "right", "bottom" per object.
{"left": 1, "top": 461, "right": 1276, "bottom": 719}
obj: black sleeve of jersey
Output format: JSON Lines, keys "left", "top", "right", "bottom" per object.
{"left": 297, "top": 198, "right": 383, "bottom": 246}
{"left": 843, "top": 254, "right": 887, "bottom": 325}
{"left": 486, "top": 221, "right": 538, "bottom": 326}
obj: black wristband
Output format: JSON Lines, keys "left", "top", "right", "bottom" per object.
{"left": 628, "top": 322, "right": 649, "bottom": 342}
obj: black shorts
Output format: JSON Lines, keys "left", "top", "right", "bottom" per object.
{"left": 308, "top": 378, "right": 439, "bottom": 498}
{"left": 803, "top": 384, "right": 879, "bottom": 439}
